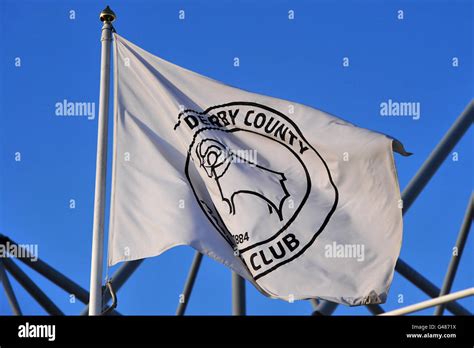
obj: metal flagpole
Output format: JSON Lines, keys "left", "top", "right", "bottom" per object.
{"left": 88, "top": 6, "right": 116, "bottom": 316}
{"left": 232, "top": 272, "right": 246, "bottom": 315}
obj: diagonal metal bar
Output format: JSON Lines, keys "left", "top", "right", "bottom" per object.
{"left": 395, "top": 259, "right": 470, "bottom": 315}
{"left": 176, "top": 251, "right": 203, "bottom": 315}
{"left": 313, "top": 101, "right": 473, "bottom": 315}
{"left": 402, "top": 100, "right": 473, "bottom": 213}
{"left": 3, "top": 258, "right": 63, "bottom": 315}
{"left": 393, "top": 101, "right": 473, "bottom": 317}
{"left": 310, "top": 298, "right": 319, "bottom": 310}
{"left": 311, "top": 300, "right": 338, "bottom": 315}
{"left": 0, "top": 259, "right": 22, "bottom": 315}
{"left": 366, "top": 304, "right": 385, "bottom": 315}
{"left": 0, "top": 234, "right": 89, "bottom": 304}
{"left": 434, "top": 194, "right": 473, "bottom": 315}
{"left": 0, "top": 235, "right": 121, "bottom": 315}
{"left": 382, "top": 287, "right": 474, "bottom": 316}
{"left": 80, "top": 259, "right": 143, "bottom": 315}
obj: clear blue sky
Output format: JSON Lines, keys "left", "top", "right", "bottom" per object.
{"left": 0, "top": 0, "right": 472, "bottom": 315}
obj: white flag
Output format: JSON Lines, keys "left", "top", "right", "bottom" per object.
{"left": 108, "top": 33, "right": 407, "bottom": 305}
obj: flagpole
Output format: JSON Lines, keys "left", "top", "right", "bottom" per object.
{"left": 88, "top": 6, "right": 116, "bottom": 316}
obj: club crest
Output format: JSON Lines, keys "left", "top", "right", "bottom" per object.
{"left": 174, "top": 102, "right": 338, "bottom": 279}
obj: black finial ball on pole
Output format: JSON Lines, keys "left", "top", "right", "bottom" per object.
{"left": 100, "top": 6, "right": 116, "bottom": 22}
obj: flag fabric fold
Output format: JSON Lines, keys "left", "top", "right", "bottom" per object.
{"left": 108, "top": 33, "right": 405, "bottom": 305}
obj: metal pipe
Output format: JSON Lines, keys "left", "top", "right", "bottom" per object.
{"left": 311, "top": 299, "right": 338, "bottom": 316}
{"left": 381, "top": 287, "right": 474, "bottom": 316}
{"left": 3, "top": 258, "right": 63, "bottom": 315}
{"left": 0, "top": 235, "right": 121, "bottom": 315}
{"left": 309, "top": 298, "right": 318, "bottom": 310}
{"left": 366, "top": 304, "right": 385, "bottom": 315}
{"left": 176, "top": 251, "right": 203, "bottom": 315}
{"left": 395, "top": 258, "right": 470, "bottom": 315}
{"left": 88, "top": 6, "right": 116, "bottom": 315}
{"left": 232, "top": 272, "right": 246, "bottom": 315}
{"left": 0, "top": 260, "right": 22, "bottom": 315}
{"left": 0, "top": 234, "right": 89, "bottom": 304}
{"left": 402, "top": 100, "right": 473, "bottom": 213}
{"left": 434, "top": 195, "right": 473, "bottom": 315}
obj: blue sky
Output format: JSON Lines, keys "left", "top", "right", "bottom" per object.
{"left": 0, "top": 0, "right": 472, "bottom": 315}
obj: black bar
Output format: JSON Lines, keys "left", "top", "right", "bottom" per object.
{"left": 0, "top": 316, "right": 471, "bottom": 345}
